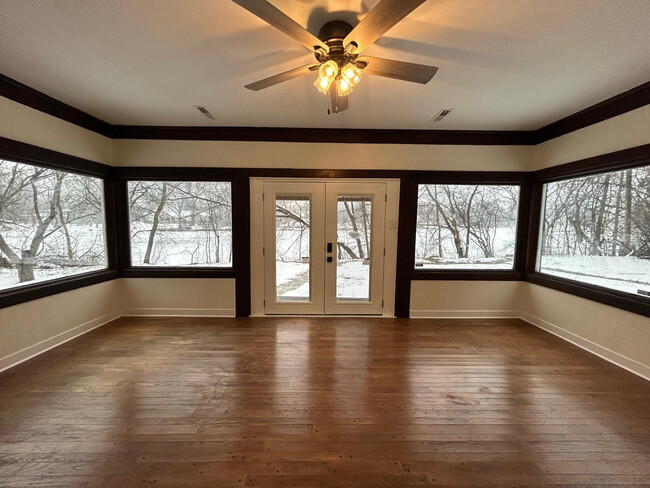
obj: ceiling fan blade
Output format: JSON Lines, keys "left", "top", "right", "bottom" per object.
{"left": 233, "top": 0, "right": 328, "bottom": 52}
{"left": 357, "top": 56, "right": 438, "bottom": 84}
{"left": 343, "top": 0, "right": 426, "bottom": 54}
{"left": 245, "top": 64, "right": 319, "bottom": 91}
{"left": 329, "top": 88, "right": 349, "bottom": 113}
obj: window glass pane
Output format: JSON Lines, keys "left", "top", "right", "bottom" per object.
{"left": 128, "top": 181, "right": 232, "bottom": 267}
{"left": 415, "top": 184, "right": 520, "bottom": 269}
{"left": 0, "top": 159, "right": 107, "bottom": 291}
{"left": 275, "top": 196, "right": 310, "bottom": 302}
{"left": 538, "top": 165, "right": 650, "bottom": 296}
{"left": 336, "top": 195, "right": 371, "bottom": 301}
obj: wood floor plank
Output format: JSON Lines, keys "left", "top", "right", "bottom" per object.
{"left": 1, "top": 317, "right": 649, "bottom": 486}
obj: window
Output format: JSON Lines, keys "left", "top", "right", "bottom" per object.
{"left": 415, "top": 184, "right": 520, "bottom": 269}
{"left": 127, "top": 181, "right": 232, "bottom": 267}
{"left": 0, "top": 158, "right": 107, "bottom": 291}
{"left": 537, "top": 165, "right": 650, "bottom": 296}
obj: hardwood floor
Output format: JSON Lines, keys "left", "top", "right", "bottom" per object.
{"left": 1, "top": 317, "right": 649, "bottom": 487}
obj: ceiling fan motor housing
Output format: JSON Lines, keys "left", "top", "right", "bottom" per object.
{"left": 315, "top": 20, "right": 356, "bottom": 67}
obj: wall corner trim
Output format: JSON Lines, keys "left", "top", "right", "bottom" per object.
{"left": 0, "top": 310, "right": 123, "bottom": 373}
{"left": 519, "top": 311, "right": 650, "bottom": 382}
{"left": 121, "top": 308, "right": 236, "bottom": 318}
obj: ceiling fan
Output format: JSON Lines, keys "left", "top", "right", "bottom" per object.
{"left": 233, "top": 0, "right": 438, "bottom": 114}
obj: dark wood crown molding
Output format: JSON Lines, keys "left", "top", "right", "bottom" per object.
{"left": 0, "top": 73, "right": 113, "bottom": 138}
{"left": 0, "top": 71, "right": 648, "bottom": 145}
{"left": 533, "top": 81, "right": 650, "bottom": 144}
{"left": 110, "top": 126, "right": 533, "bottom": 145}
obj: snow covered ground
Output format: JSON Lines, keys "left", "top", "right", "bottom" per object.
{"left": 539, "top": 255, "right": 650, "bottom": 295}
{"left": 414, "top": 226, "right": 517, "bottom": 269}
{"left": 276, "top": 260, "right": 370, "bottom": 300}
{"left": 130, "top": 228, "right": 232, "bottom": 267}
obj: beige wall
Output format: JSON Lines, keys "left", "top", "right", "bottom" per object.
{"left": 519, "top": 283, "right": 650, "bottom": 379}
{"left": 532, "top": 104, "right": 650, "bottom": 170}
{"left": 0, "top": 96, "right": 112, "bottom": 165}
{"left": 121, "top": 278, "right": 235, "bottom": 316}
{"left": 410, "top": 281, "right": 524, "bottom": 318}
{"left": 113, "top": 139, "right": 531, "bottom": 171}
{"left": 0, "top": 280, "right": 122, "bottom": 371}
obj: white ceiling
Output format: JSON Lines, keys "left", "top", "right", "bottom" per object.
{"left": 1, "top": 0, "right": 649, "bottom": 130}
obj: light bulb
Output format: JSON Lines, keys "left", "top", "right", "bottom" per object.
{"left": 314, "top": 74, "right": 334, "bottom": 94}
{"left": 337, "top": 77, "right": 353, "bottom": 96}
{"left": 340, "top": 63, "right": 362, "bottom": 87}
{"left": 318, "top": 60, "right": 338, "bottom": 81}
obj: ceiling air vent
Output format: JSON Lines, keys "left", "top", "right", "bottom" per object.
{"left": 193, "top": 105, "right": 216, "bottom": 120}
{"left": 432, "top": 108, "right": 453, "bottom": 122}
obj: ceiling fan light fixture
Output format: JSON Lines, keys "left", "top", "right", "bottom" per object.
{"left": 340, "top": 63, "right": 362, "bottom": 87}
{"left": 319, "top": 60, "right": 338, "bottom": 80}
{"left": 314, "top": 76, "right": 334, "bottom": 94}
{"left": 314, "top": 60, "right": 339, "bottom": 94}
{"left": 336, "top": 77, "right": 353, "bottom": 97}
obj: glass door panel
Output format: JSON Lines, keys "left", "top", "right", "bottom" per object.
{"left": 263, "top": 180, "right": 386, "bottom": 315}
{"left": 263, "top": 182, "right": 325, "bottom": 314}
{"left": 275, "top": 196, "right": 311, "bottom": 302}
{"left": 325, "top": 183, "right": 386, "bottom": 315}
{"left": 336, "top": 196, "right": 372, "bottom": 301}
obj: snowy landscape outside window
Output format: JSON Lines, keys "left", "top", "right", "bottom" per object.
{"left": 415, "top": 184, "right": 520, "bottom": 269}
{"left": 0, "top": 159, "right": 107, "bottom": 291}
{"left": 538, "top": 165, "right": 650, "bottom": 296}
{"left": 128, "top": 181, "right": 232, "bottom": 267}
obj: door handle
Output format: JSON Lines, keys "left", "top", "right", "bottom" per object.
{"left": 327, "top": 242, "right": 333, "bottom": 253}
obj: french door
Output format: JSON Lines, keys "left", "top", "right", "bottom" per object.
{"left": 263, "top": 181, "right": 386, "bottom": 315}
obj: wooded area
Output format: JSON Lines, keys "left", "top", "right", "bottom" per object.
{"left": 541, "top": 165, "right": 649, "bottom": 259}
{"left": 415, "top": 184, "right": 520, "bottom": 268}
{"left": 128, "top": 181, "right": 232, "bottom": 266}
{"left": 0, "top": 159, "right": 106, "bottom": 289}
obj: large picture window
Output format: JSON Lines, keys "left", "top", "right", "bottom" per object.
{"left": 127, "top": 181, "right": 232, "bottom": 267}
{"left": 538, "top": 165, "right": 650, "bottom": 296}
{"left": 0, "top": 159, "right": 107, "bottom": 291}
{"left": 415, "top": 184, "right": 520, "bottom": 269}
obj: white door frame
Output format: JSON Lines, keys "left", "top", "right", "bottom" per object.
{"left": 250, "top": 177, "right": 400, "bottom": 317}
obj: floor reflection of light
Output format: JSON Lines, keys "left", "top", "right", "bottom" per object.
{"left": 274, "top": 323, "right": 311, "bottom": 415}
{"left": 334, "top": 323, "right": 369, "bottom": 418}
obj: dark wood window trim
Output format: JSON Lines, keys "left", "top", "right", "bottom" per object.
{"left": 0, "top": 270, "right": 119, "bottom": 309}
{"left": 525, "top": 144, "right": 650, "bottom": 318}
{"left": 0, "top": 137, "right": 118, "bottom": 309}
{"left": 116, "top": 169, "right": 238, "bottom": 284}
{"left": 409, "top": 171, "right": 530, "bottom": 281}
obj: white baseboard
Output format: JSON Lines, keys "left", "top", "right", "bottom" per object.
{"left": 519, "top": 311, "right": 650, "bottom": 382}
{"left": 0, "top": 310, "right": 123, "bottom": 373}
{"left": 121, "top": 308, "right": 236, "bottom": 318}
{"left": 410, "top": 310, "right": 520, "bottom": 319}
